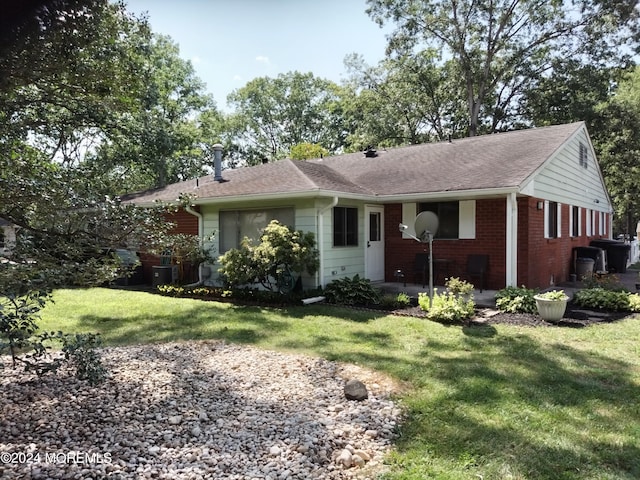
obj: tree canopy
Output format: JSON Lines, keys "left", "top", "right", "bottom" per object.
{"left": 226, "top": 72, "right": 348, "bottom": 164}
{"left": 366, "top": 0, "right": 640, "bottom": 136}
{"left": 0, "top": 0, "right": 171, "bottom": 291}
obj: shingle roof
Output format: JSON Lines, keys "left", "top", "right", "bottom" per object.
{"left": 125, "top": 122, "right": 584, "bottom": 204}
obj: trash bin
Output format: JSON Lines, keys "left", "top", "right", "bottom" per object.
{"left": 572, "top": 246, "right": 603, "bottom": 273}
{"left": 152, "top": 265, "right": 175, "bottom": 287}
{"left": 575, "top": 258, "right": 595, "bottom": 280}
{"left": 590, "top": 239, "right": 631, "bottom": 273}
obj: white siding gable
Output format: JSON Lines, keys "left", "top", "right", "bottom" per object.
{"left": 522, "top": 126, "right": 611, "bottom": 213}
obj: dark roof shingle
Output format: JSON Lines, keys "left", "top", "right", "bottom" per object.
{"left": 125, "top": 122, "right": 583, "bottom": 204}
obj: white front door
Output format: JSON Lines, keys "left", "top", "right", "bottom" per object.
{"left": 365, "top": 205, "right": 385, "bottom": 282}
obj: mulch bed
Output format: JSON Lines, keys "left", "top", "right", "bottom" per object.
{"left": 391, "top": 301, "right": 635, "bottom": 328}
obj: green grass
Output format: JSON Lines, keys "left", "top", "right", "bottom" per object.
{"left": 39, "top": 287, "right": 640, "bottom": 480}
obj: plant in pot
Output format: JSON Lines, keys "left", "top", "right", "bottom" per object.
{"left": 533, "top": 289, "right": 569, "bottom": 322}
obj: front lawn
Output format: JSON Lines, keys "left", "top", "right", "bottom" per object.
{"left": 39, "top": 287, "right": 640, "bottom": 479}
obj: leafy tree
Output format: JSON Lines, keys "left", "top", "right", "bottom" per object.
{"left": 290, "top": 142, "right": 329, "bottom": 160}
{"left": 93, "top": 34, "right": 223, "bottom": 191}
{"left": 342, "top": 51, "right": 466, "bottom": 149}
{"left": 0, "top": 0, "right": 173, "bottom": 380}
{"left": 366, "top": 0, "right": 640, "bottom": 136}
{"left": 593, "top": 67, "right": 640, "bottom": 236}
{"left": 218, "top": 221, "right": 319, "bottom": 293}
{"left": 226, "top": 72, "right": 347, "bottom": 164}
{"left": 0, "top": 0, "right": 154, "bottom": 161}
{"left": 522, "top": 59, "right": 622, "bottom": 130}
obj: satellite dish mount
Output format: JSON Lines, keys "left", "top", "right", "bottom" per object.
{"left": 398, "top": 211, "right": 439, "bottom": 308}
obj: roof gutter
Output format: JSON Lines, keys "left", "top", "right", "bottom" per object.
{"left": 131, "top": 186, "right": 523, "bottom": 209}
{"left": 376, "top": 187, "right": 521, "bottom": 203}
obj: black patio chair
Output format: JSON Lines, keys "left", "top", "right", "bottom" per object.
{"left": 413, "top": 253, "right": 430, "bottom": 288}
{"left": 466, "top": 254, "right": 489, "bottom": 292}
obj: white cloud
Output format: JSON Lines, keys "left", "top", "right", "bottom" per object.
{"left": 191, "top": 56, "right": 202, "bottom": 65}
{"left": 233, "top": 74, "right": 243, "bottom": 82}
{"left": 255, "top": 55, "right": 270, "bottom": 65}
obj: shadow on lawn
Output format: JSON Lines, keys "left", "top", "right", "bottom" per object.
{"left": 281, "top": 320, "right": 640, "bottom": 479}
{"left": 77, "top": 302, "right": 291, "bottom": 346}
{"left": 76, "top": 296, "right": 639, "bottom": 478}
{"left": 396, "top": 331, "right": 640, "bottom": 479}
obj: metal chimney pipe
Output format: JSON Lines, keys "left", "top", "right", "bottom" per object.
{"left": 213, "top": 143, "right": 223, "bottom": 182}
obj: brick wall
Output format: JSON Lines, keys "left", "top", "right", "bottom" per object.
{"left": 384, "top": 199, "right": 611, "bottom": 290}
{"left": 166, "top": 208, "right": 199, "bottom": 235}
{"left": 524, "top": 198, "right": 609, "bottom": 288}
{"left": 385, "top": 200, "right": 507, "bottom": 290}
{"left": 140, "top": 207, "right": 200, "bottom": 284}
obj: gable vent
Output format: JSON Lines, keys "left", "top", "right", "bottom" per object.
{"left": 579, "top": 142, "right": 588, "bottom": 169}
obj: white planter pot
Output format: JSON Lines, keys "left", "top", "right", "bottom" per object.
{"left": 534, "top": 295, "right": 569, "bottom": 322}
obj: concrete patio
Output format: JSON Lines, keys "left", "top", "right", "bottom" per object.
{"left": 377, "top": 266, "right": 640, "bottom": 308}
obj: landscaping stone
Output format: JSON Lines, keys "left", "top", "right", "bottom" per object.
{"left": 344, "top": 379, "right": 368, "bottom": 401}
{"left": 0, "top": 341, "right": 401, "bottom": 479}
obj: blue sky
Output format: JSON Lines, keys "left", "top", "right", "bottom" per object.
{"left": 125, "top": 0, "right": 392, "bottom": 110}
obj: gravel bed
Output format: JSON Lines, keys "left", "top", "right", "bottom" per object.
{"left": 0, "top": 341, "right": 403, "bottom": 480}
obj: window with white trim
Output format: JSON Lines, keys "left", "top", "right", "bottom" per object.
{"left": 219, "top": 207, "right": 295, "bottom": 252}
{"left": 570, "top": 205, "right": 581, "bottom": 237}
{"left": 419, "top": 201, "right": 459, "bottom": 239}
{"left": 545, "top": 201, "right": 560, "bottom": 239}
{"left": 599, "top": 211, "right": 605, "bottom": 235}
{"left": 585, "top": 209, "right": 597, "bottom": 236}
{"left": 333, "top": 206, "right": 358, "bottom": 246}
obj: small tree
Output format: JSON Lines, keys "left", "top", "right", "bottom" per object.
{"left": 218, "top": 220, "right": 319, "bottom": 293}
{"left": 150, "top": 232, "right": 216, "bottom": 282}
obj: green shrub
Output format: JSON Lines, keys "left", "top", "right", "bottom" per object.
{"left": 324, "top": 275, "right": 382, "bottom": 306}
{"left": 156, "top": 283, "right": 320, "bottom": 306}
{"left": 574, "top": 288, "right": 633, "bottom": 311}
{"left": 395, "top": 292, "right": 412, "bottom": 307}
{"left": 535, "top": 289, "right": 568, "bottom": 301}
{"left": 379, "top": 292, "right": 412, "bottom": 310}
{"left": 628, "top": 293, "right": 640, "bottom": 312}
{"left": 218, "top": 220, "right": 318, "bottom": 293}
{"left": 581, "top": 274, "right": 627, "bottom": 292}
{"left": 60, "top": 333, "right": 107, "bottom": 385}
{"left": 419, "top": 278, "right": 475, "bottom": 323}
{"left": 495, "top": 286, "right": 537, "bottom": 314}
{"left": 419, "top": 290, "right": 475, "bottom": 323}
{"left": 445, "top": 277, "right": 474, "bottom": 296}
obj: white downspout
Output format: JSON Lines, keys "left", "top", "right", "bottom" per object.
{"left": 185, "top": 205, "right": 210, "bottom": 287}
{"left": 505, "top": 193, "right": 518, "bottom": 287}
{"left": 317, "top": 196, "right": 338, "bottom": 288}
{"left": 185, "top": 205, "right": 204, "bottom": 239}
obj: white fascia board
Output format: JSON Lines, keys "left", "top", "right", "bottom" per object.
{"left": 376, "top": 187, "right": 520, "bottom": 203}
{"left": 132, "top": 186, "right": 522, "bottom": 208}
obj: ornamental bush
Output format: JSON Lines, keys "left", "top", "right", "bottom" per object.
{"left": 574, "top": 288, "right": 640, "bottom": 312}
{"left": 495, "top": 286, "right": 537, "bottom": 314}
{"left": 1, "top": 290, "right": 106, "bottom": 385}
{"left": 218, "top": 221, "right": 319, "bottom": 293}
{"left": 419, "top": 277, "right": 475, "bottom": 323}
{"left": 324, "top": 275, "right": 382, "bottom": 306}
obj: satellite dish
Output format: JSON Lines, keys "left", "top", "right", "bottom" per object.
{"left": 414, "top": 211, "right": 439, "bottom": 242}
